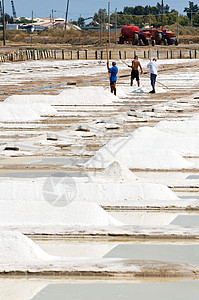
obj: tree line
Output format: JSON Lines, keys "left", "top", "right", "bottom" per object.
{"left": 92, "top": 1, "right": 199, "bottom": 27}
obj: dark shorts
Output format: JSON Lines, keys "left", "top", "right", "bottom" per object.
{"left": 150, "top": 73, "right": 157, "bottom": 86}
{"left": 110, "top": 81, "right": 116, "bottom": 86}
{"left": 131, "top": 70, "right": 139, "bottom": 81}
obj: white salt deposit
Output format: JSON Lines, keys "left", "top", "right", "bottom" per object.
{"left": 130, "top": 126, "right": 199, "bottom": 156}
{"left": 85, "top": 147, "right": 192, "bottom": 170}
{"left": 191, "top": 114, "right": 199, "bottom": 121}
{"left": 0, "top": 232, "right": 52, "bottom": 264}
{"left": 0, "top": 183, "right": 122, "bottom": 227}
{"left": 99, "top": 161, "right": 137, "bottom": 182}
{"left": 156, "top": 119, "right": 199, "bottom": 135}
{"left": 0, "top": 103, "right": 41, "bottom": 122}
{"left": 59, "top": 86, "right": 117, "bottom": 104}
{"left": 28, "top": 103, "right": 57, "bottom": 116}
{"left": 85, "top": 126, "right": 198, "bottom": 168}
{"left": 5, "top": 87, "right": 117, "bottom": 106}
{"left": 76, "top": 181, "right": 179, "bottom": 204}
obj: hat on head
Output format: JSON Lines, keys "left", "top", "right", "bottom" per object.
{"left": 112, "top": 61, "right": 116, "bottom": 66}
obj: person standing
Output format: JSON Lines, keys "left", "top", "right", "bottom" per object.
{"left": 128, "top": 55, "right": 143, "bottom": 87}
{"left": 107, "top": 61, "right": 118, "bottom": 96}
{"left": 147, "top": 58, "right": 158, "bottom": 93}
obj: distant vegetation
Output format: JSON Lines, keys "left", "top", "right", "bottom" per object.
{"left": 93, "top": 1, "right": 199, "bottom": 27}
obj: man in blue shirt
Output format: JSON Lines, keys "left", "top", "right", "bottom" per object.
{"left": 107, "top": 61, "right": 118, "bottom": 96}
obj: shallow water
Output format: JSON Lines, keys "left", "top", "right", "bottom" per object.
{"left": 171, "top": 215, "right": 199, "bottom": 226}
{"left": 32, "top": 280, "right": 199, "bottom": 300}
{"left": 0, "top": 171, "right": 87, "bottom": 178}
{"left": 109, "top": 211, "right": 199, "bottom": 226}
{"left": 0, "top": 156, "right": 87, "bottom": 166}
{"left": 36, "top": 240, "right": 199, "bottom": 266}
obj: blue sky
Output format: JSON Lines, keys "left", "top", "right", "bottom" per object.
{"left": 6, "top": 0, "right": 190, "bottom": 19}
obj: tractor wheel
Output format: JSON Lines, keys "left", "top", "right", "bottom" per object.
{"left": 119, "top": 36, "right": 125, "bottom": 44}
{"left": 157, "top": 32, "right": 162, "bottom": 45}
{"left": 175, "top": 39, "right": 179, "bottom": 46}
{"left": 164, "top": 38, "right": 168, "bottom": 46}
{"left": 132, "top": 32, "right": 139, "bottom": 45}
{"left": 151, "top": 39, "right": 155, "bottom": 46}
{"left": 142, "top": 37, "right": 148, "bottom": 45}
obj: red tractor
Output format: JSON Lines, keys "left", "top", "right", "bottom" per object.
{"left": 140, "top": 28, "right": 178, "bottom": 46}
{"left": 162, "top": 29, "right": 179, "bottom": 45}
{"left": 119, "top": 25, "right": 178, "bottom": 46}
{"left": 119, "top": 25, "right": 140, "bottom": 45}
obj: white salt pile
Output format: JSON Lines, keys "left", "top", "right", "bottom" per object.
{"left": 0, "top": 186, "right": 121, "bottom": 227}
{"left": 5, "top": 86, "right": 117, "bottom": 106}
{"left": 0, "top": 175, "right": 183, "bottom": 210}
{"left": 99, "top": 161, "right": 138, "bottom": 182}
{"left": 85, "top": 126, "right": 196, "bottom": 168}
{"left": 0, "top": 232, "right": 52, "bottom": 264}
{"left": 131, "top": 126, "right": 199, "bottom": 156}
{"left": 27, "top": 103, "right": 57, "bottom": 117}
{"left": 85, "top": 147, "right": 192, "bottom": 170}
{"left": 76, "top": 180, "right": 179, "bottom": 204}
{"left": 59, "top": 86, "right": 116, "bottom": 104}
{"left": 76, "top": 161, "right": 179, "bottom": 204}
{"left": 156, "top": 119, "right": 199, "bottom": 135}
{"left": 0, "top": 104, "right": 41, "bottom": 122}
{"left": 191, "top": 114, "right": 199, "bottom": 121}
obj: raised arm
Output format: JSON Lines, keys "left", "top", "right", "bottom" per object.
{"left": 107, "top": 62, "right": 110, "bottom": 72}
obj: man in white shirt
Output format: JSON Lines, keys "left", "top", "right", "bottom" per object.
{"left": 147, "top": 58, "right": 158, "bottom": 93}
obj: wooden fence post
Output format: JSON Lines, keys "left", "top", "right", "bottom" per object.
{"left": 62, "top": 50, "right": 65, "bottom": 60}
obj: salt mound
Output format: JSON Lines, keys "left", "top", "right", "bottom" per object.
{"left": 191, "top": 114, "right": 199, "bottom": 121}
{"left": 0, "top": 232, "right": 52, "bottom": 264}
{"left": 5, "top": 87, "right": 116, "bottom": 106}
{"left": 0, "top": 103, "right": 41, "bottom": 122}
{"left": 85, "top": 147, "right": 192, "bottom": 170}
{"left": 100, "top": 161, "right": 137, "bottom": 181}
{"left": 59, "top": 86, "right": 116, "bottom": 104}
{"left": 28, "top": 103, "right": 57, "bottom": 116}
{"left": 156, "top": 119, "right": 199, "bottom": 135}
{"left": 0, "top": 189, "right": 121, "bottom": 227}
{"left": 76, "top": 181, "right": 179, "bottom": 204}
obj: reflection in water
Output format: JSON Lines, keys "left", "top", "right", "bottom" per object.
{"left": 32, "top": 280, "right": 199, "bottom": 300}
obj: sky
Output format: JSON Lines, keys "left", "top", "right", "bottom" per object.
{"left": 5, "top": 0, "right": 190, "bottom": 19}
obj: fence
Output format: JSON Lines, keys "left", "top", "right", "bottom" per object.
{"left": 0, "top": 48, "right": 198, "bottom": 63}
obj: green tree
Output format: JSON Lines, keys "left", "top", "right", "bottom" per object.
{"left": 93, "top": 9, "right": 107, "bottom": 23}
{"left": 133, "top": 16, "right": 144, "bottom": 27}
{"left": 134, "top": 6, "right": 145, "bottom": 15}
{"left": 184, "top": 1, "right": 199, "bottom": 19}
{"left": 179, "top": 15, "right": 190, "bottom": 26}
{"left": 123, "top": 6, "right": 134, "bottom": 15}
{"left": 16, "top": 17, "right": 32, "bottom": 24}
{"left": 193, "top": 13, "right": 199, "bottom": 26}
{"left": 168, "top": 10, "right": 178, "bottom": 25}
